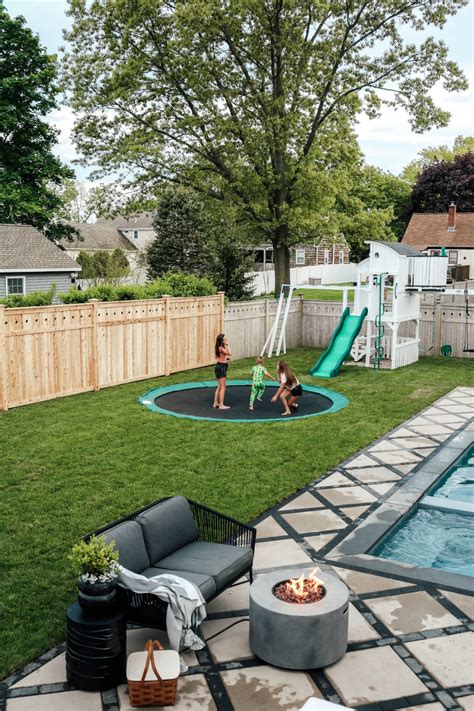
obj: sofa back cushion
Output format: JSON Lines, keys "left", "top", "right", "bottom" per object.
{"left": 136, "top": 496, "right": 198, "bottom": 565}
{"left": 102, "top": 520, "right": 150, "bottom": 573}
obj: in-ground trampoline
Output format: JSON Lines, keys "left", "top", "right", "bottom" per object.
{"left": 139, "top": 381, "right": 348, "bottom": 423}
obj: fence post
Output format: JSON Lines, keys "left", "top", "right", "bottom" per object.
{"left": 163, "top": 295, "right": 171, "bottom": 376}
{"left": 218, "top": 291, "right": 225, "bottom": 334}
{"left": 89, "top": 299, "right": 100, "bottom": 391}
{"left": 433, "top": 295, "right": 442, "bottom": 356}
{"left": 299, "top": 295, "right": 304, "bottom": 347}
{"left": 0, "top": 305, "right": 8, "bottom": 411}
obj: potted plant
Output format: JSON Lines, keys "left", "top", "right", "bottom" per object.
{"left": 69, "top": 536, "right": 120, "bottom": 614}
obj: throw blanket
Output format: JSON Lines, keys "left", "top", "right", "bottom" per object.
{"left": 118, "top": 568, "right": 207, "bottom": 671}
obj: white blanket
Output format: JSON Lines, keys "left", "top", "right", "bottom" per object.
{"left": 118, "top": 568, "right": 207, "bottom": 670}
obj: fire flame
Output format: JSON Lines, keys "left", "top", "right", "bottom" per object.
{"left": 285, "top": 567, "right": 324, "bottom": 600}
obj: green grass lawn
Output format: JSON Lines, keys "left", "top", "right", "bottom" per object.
{"left": 1, "top": 349, "right": 473, "bottom": 678}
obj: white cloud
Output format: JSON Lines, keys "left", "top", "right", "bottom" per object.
{"left": 356, "top": 64, "right": 474, "bottom": 174}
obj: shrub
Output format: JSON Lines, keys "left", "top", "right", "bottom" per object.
{"left": 1, "top": 285, "right": 57, "bottom": 308}
{"left": 58, "top": 272, "right": 217, "bottom": 304}
{"left": 68, "top": 536, "right": 120, "bottom": 584}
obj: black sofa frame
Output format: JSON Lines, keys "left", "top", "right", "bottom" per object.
{"left": 85, "top": 496, "right": 257, "bottom": 629}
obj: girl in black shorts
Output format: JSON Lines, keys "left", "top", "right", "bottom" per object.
{"left": 271, "top": 360, "right": 302, "bottom": 416}
{"left": 213, "top": 333, "right": 231, "bottom": 409}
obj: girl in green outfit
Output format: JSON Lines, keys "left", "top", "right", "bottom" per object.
{"left": 249, "top": 356, "right": 275, "bottom": 410}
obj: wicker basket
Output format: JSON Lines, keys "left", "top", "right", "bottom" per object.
{"left": 127, "top": 639, "right": 179, "bottom": 707}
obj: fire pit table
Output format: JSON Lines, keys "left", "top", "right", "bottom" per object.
{"left": 249, "top": 567, "right": 349, "bottom": 670}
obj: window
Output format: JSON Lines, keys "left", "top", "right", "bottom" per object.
{"left": 323, "top": 249, "right": 330, "bottom": 264}
{"left": 6, "top": 276, "right": 25, "bottom": 296}
{"left": 133, "top": 230, "right": 139, "bottom": 239}
{"left": 338, "top": 250, "right": 345, "bottom": 263}
{"left": 448, "top": 250, "right": 458, "bottom": 265}
{"left": 295, "top": 248, "right": 305, "bottom": 265}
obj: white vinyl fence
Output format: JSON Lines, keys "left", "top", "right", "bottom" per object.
{"left": 248, "top": 263, "right": 358, "bottom": 296}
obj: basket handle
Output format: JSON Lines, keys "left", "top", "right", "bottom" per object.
{"left": 140, "top": 639, "right": 165, "bottom": 684}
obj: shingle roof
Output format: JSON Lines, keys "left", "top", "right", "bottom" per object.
{"left": 68, "top": 223, "right": 138, "bottom": 251}
{"left": 402, "top": 213, "right": 474, "bottom": 249}
{"left": 375, "top": 241, "right": 423, "bottom": 256}
{"left": 97, "top": 212, "right": 155, "bottom": 230}
{"left": 0, "top": 224, "right": 79, "bottom": 271}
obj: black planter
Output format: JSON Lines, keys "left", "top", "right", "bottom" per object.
{"left": 77, "top": 578, "right": 117, "bottom": 615}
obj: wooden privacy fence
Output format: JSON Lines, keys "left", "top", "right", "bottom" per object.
{"left": 0, "top": 294, "right": 224, "bottom": 410}
{"left": 225, "top": 297, "right": 474, "bottom": 361}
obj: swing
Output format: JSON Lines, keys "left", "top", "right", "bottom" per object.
{"left": 463, "top": 290, "right": 474, "bottom": 353}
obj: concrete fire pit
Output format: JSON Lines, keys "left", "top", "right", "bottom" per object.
{"left": 249, "top": 568, "right": 349, "bottom": 670}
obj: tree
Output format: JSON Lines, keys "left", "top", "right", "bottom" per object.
{"left": 76, "top": 249, "right": 130, "bottom": 284}
{"left": 410, "top": 152, "right": 474, "bottom": 213}
{"left": 55, "top": 179, "right": 99, "bottom": 223}
{"left": 209, "top": 234, "right": 255, "bottom": 301}
{"left": 0, "top": 7, "right": 76, "bottom": 241}
{"left": 402, "top": 135, "right": 474, "bottom": 182}
{"left": 146, "top": 188, "right": 211, "bottom": 279}
{"left": 352, "top": 166, "right": 412, "bottom": 241}
{"left": 64, "top": 0, "right": 468, "bottom": 293}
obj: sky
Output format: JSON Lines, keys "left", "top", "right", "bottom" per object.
{"left": 6, "top": 0, "right": 474, "bottom": 182}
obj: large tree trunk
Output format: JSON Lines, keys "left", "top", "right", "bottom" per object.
{"left": 273, "top": 226, "right": 291, "bottom": 296}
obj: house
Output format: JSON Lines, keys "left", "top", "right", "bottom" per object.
{"left": 0, "top": 224, "right": 79, "bottom": 300}
{"left": 96, "top": 212, "right": 156, "bottom": 251}
{"left": 401, "top": 204, "right": 474, "bottom": 280}
{"left": 64, "top": 214, "right": 155, "bottom": 283}
{"left": 252, "top": 235, "right": 350, "bottom": 271}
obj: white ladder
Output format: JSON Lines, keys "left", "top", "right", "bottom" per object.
{"left": 261, "top": 285, "right": 294, "bottom": 357}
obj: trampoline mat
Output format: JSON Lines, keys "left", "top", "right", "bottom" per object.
{"left": 152, "top": 383, "right": 334, "bottom": 421}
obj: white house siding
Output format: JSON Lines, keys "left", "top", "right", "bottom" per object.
{"left": 0, "top": 272, "right": 75, "bottom": 300}
{"left": 120, "top": 228, "right": 155, "bottom": 251}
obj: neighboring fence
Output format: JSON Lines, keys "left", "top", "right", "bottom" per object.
{"left": 248, "top": 263, "right": 358, "bottom": 295}
{"left": 0, "top": 294, "right": 223, "bottom": 410}
{"left": 225, "top": 297, "right": 474, "bottom": 361}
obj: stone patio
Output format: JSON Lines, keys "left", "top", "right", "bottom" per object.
{"left": 2, "top": 387, "right": 473, "bottom": 711}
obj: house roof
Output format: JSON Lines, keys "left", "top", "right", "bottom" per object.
{"left": 0, "top": 224, "right": 79, "bottom": 272}
{"left": 67, "top": 223, "right": 138, "bottom": 251}
{"left": 97, "top": 212, "right": 155, "bottom": 230}
{"left": 368, "top": 240, "right": 423, "bottom": 257}
{"left": 402, "top": 213, "right": 474, "bottom": 249}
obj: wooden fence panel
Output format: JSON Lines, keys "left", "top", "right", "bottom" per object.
{"left": 0, "top": 295, "right": 223, "bottom": 410}
{"left": 2, "top": 303, "right": 95, "bottom": 408}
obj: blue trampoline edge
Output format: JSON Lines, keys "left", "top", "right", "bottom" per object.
{"left": 138, "top": 380, "right": 349, "bottom": 423}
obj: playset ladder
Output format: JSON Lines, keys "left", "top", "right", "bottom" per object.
{"left": 261, "top": 285, "right": 293, "bottom": 358}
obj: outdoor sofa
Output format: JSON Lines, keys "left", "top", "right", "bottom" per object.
{"left": 86, "top": 496, "right": 256, "bottom": 628}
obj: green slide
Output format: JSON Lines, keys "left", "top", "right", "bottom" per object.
{"left": 310, "top": 307, "right": 368, "bottom": 379}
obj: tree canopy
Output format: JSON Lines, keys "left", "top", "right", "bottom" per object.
{"left": 402, "top": 135, "right": 474, "bottom": 182}
{"left": 410, "top": 152, "right": 474, "bottom": 213}
{"left": 64, "top": 0, "right": 467, "bottom": 292}
{"left": 76, "top": 249, "right": 130, "bottom": 285}
{"left": 0, "top": 7, "right": 75, "bottom": 241}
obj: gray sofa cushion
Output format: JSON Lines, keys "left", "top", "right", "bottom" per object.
{"left": 102, "top": 521, "right": 150, "bottom": 573}
{"left": 155, "top": 541, "right": 253, "bottom": 589}
{"left": 136, "top": 496, "right": 198, "bottom": 564}
{"left": 141, "top": 567, "right": 216, "bottom": 600}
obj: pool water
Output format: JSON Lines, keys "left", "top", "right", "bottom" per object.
{"left": 430, "top": 445, "right": 474, "bottom": 504}
{"left": 372, "top": 444, "right": 474, "bottom": 577}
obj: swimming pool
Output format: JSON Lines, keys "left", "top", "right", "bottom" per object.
{"left": 372, "top": 444, "right": 474, "bottom": 577}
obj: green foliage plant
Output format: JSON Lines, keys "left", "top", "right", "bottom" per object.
{"left": 0, "top": 285, "right": 57, "bottom": 308}
{"left": 68, "top": 536, "right": 120, "bottom": 584}
{"left": 64, "top": 0, "right": 468, "bottom": 293}
{"left": 0, "top": 7, "right": 76, "bottom": 241}
{"left": 76, "top": 249, "right": 130, "bottom": 285}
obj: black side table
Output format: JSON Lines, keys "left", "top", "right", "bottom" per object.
{"left": 66, "top": 602, "right": 126, "bottom": 691}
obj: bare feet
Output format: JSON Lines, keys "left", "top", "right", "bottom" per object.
{"left": 249, "top": 405, "right": 254, "bottom": 411}
{"left": 213, "top": 403, "right": 219, "bottom": 408}
{"left": 281, "top": 411, "right": 291, "bottom": 416}
{"left": 219, "top": 405, "right": 230, "bottom": 410}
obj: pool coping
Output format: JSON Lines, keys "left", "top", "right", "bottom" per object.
{"left": 326, "top": 421, "right": 474, "bottom": 593}
{"left": 138, "top": 380, "right": 349, "bottom": 423}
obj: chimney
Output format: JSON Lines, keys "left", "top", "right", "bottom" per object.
{"left": 447, "top": 202, "right": 456, "bottom": 232}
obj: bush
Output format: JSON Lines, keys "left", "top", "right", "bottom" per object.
{"left": 68, "top": 536, "right": 120, "bottom": 583}
{"left": 0, "top": 285, "right": 57, "bottom": 308}
{"left": 58, "top": 273, "right": 216, "bottom": 304}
